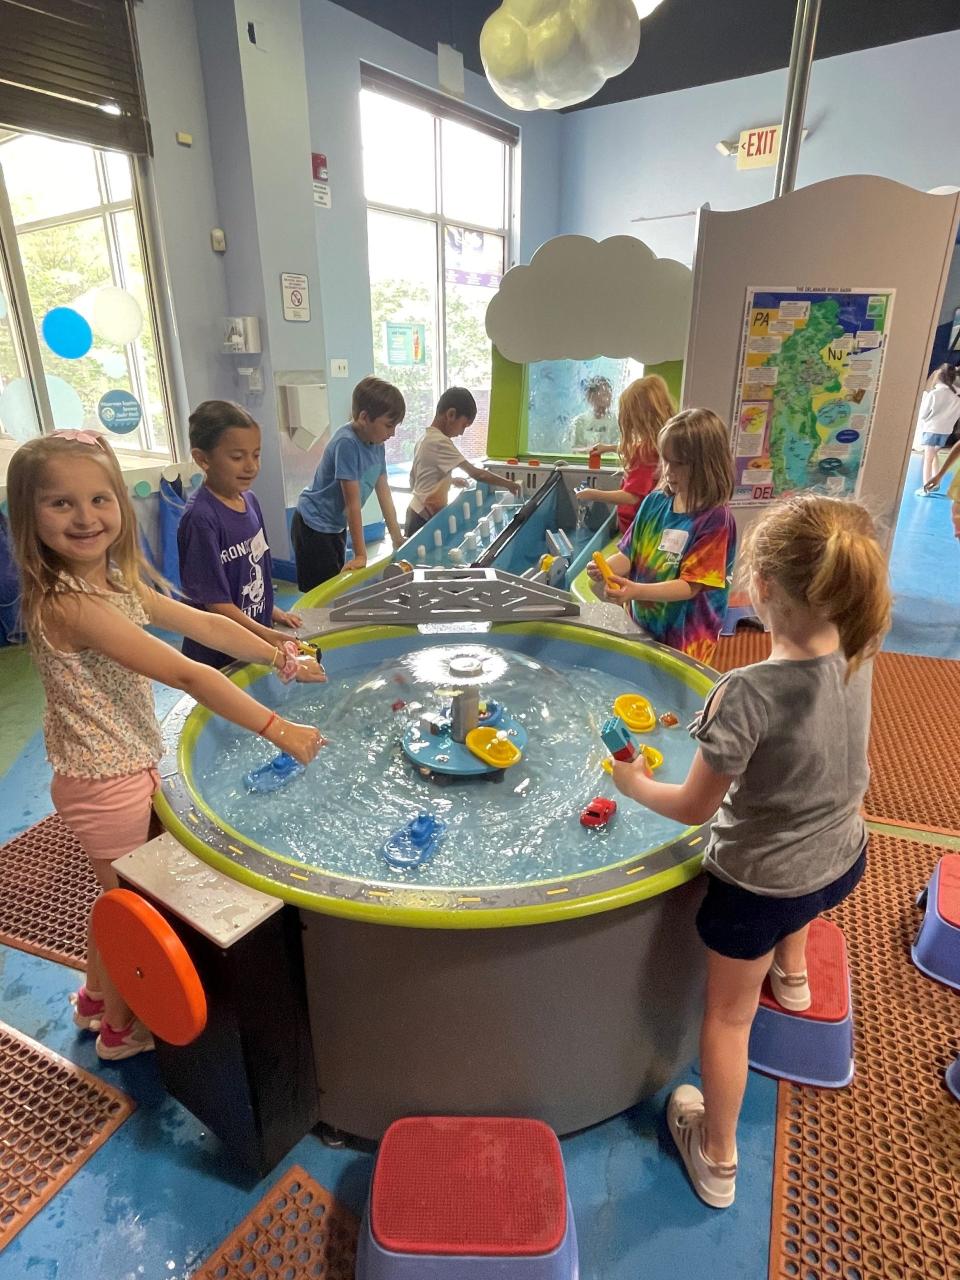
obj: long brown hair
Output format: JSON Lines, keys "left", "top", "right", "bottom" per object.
{"left": 658, "top": 408, "right": 735, "bottom": 512}
{"left": 7, "top": 435, "right": 166, "bottom": 643}
{"left": 618, "top": 375, "right": 674, "bottom": 469}
{"left": 741, "top": 494, "right": 891, "bottom": 677}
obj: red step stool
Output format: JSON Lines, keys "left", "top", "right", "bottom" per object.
{"left": 748, "top": 919, "right": 854, "bottom": 1088}
{"left": 356, "top": 1116, "right": 578, "bottom": 1279}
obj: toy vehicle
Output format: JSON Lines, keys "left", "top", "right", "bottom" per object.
{"left": 244, "top": 751, "right": 305, "bottom": 794}
{"left": 580, "top": 796, "right": 617, "bottom": 828}
{"left": 382, "top": 813, "right": 447, "bottom": 869}
{"left": 614, "top": 693, "right": 656, "bottom": 733}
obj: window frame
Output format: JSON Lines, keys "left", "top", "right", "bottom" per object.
{"left": 359, "top": 74, "right": 517, "bottom": 441}
{"left": 0, "top": 133, "right": 179, "bottom": 460}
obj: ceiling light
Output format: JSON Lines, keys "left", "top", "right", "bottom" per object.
{"left": 99, "top": 102, "right": 122, "bottom": 116}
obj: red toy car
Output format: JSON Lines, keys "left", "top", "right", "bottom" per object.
{"left": 580, "top": 796, "right": 617, "bottom": 828}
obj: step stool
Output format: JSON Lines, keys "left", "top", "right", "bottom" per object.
{"left": 911, "top": 855, "right": 960, "bottom": 990}
{"left": 748, "top": 918, "right": 854, "bottom": 1088}
{"left": 356, "top": 1116, "right": 578, "bottom": 1279}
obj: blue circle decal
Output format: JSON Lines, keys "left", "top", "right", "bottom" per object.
{"left": 835, "top": 428, "right": 860, "bottom": 444}
{"left": 42, "top": 307, "right": 93, "bottom": 359}
{"left": 97, "top": 389, "right": 142, "bottom": 433}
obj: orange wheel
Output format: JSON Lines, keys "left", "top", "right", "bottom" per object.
{"left": 92, "top": 889, "right": 207, "bottom": 1045}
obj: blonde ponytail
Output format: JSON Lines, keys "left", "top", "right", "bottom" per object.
{"left": 741, "top": 495, "right": 892, "bottom": 678}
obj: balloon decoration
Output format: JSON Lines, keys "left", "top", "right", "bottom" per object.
{"left": 0, "top": 374, "right": 84, "bottom": 440}
{"left": 94, "top": 349, "right": 129, "bottom": 378}
{"left": 41, "top": 307, "right": 93, "bottom": 359}
{"left": 480, "top": 0, "right": 645, "bottom": 111}
{"left": 92, "top": 287, "right": 143, "bottom": 345}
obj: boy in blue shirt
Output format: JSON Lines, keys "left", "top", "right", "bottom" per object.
{"left": 292, "top": 376, "right": 405, "bottom": 591}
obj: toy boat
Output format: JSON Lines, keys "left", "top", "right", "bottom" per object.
{"left": 465, "top": 726, "right": 522, "bottom": 768}
{"left": 382, "top": 813, "right": 447, "bottom": 868}
{"left": 478, "top": 699, "right": 504, "bottom": 727}
{"left": 602, "top": 745, "right": 663, "bottom": 775}
{"left": 613, "top": 694, "right": 656, "bottom": 733}
{"left": 244, "top": 751, "right": 305, "bottom": 793}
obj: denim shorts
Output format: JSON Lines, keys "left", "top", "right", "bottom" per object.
{"left": 696, "top": 846, "right": 867, "bottom": 960}
{"left": 921, "top": 431, "right": 950, "bottom": 449}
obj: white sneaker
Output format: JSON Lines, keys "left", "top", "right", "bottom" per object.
{"left": 667, "top": 1085, "right": 737, "bottom": 1209}
{"left": 96, "top": 1018, "right": 155, "bottom": 1061}
{"left": 769, "top": 963, "right": 812, "bottom": 1011}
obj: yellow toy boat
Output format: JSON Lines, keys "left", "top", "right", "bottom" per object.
{"left": 465, "top": 727, "right": 522, "bottom": 769}
{"left": 613, "top": 694, "right": 656, "bottom": 733}
{"left": 602, "top": 745, "right": 663, "bottom": 774}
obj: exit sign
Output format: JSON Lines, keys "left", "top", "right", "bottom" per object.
{"left": 737, "top": 124, "right": 781, "bottom": 170}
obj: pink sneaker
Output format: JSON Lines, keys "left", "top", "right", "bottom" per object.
{"left": 96, "top": 1018, "right": 155, "bottom": 1061}
{"left": 70, "top": 987, "right": 105, "bottom": 1032}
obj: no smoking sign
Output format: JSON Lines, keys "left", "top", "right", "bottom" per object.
{"left": 280, "top": 272, "right": 310, "bottom": 322}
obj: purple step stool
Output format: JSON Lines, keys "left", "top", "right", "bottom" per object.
{"left": 912, "top": 855, "right": 960, "bottom": 990}
{"left": 355, "top": 1116, "right": 579, "bottom": 1280}
{"left": 748, "top": 919, "right": 854, "bottom": 1088}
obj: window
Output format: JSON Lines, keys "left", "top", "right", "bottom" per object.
{"left": 359, "top": 76, "right": 515, "bottom": 469}
{"left": 0, "top": 130, "right": 175, "bottom": 476}
{"left": 527, "top": 357, "right": 646, "bottom": 456}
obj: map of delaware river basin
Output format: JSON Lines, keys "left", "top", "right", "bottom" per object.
{"left": 730, "top": 288, "right": 894, "bottom": 506}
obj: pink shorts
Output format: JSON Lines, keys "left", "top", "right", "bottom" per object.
{"left": 51, "top": 767, "right": 161, "bottom": 862}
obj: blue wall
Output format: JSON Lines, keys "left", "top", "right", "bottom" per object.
{"left": 560, "top": 31, "right": 960, "bottom": 272}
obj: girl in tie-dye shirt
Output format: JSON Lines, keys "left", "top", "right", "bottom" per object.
{"left": 589, "top": 409, "right": 737, "bottom": 664}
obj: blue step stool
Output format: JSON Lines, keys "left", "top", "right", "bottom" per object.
{"left": 911, "top": 855, "right": 960, "bottom": 990}
{"left": 946, "top": 1055, "right": 960, "bottom": 1102}
{"left": 356, "top": 1116, "right": 579, "bottom": 1279}
{"left": 748, "top": 918, "right": 854, "bottom": 1088}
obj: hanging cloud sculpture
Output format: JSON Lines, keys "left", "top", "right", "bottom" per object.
{"left": 480, "top": 0, "right": 641, "bottom": 111}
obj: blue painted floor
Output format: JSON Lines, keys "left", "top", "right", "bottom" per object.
{"left": 887, "top": 453, "right": 960, "bottom": 658}
{"left": 1, "top": 473, "right": 958, "bottom": 1279}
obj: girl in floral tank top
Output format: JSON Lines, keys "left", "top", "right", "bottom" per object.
{"left": 8, "top": 433, "right": 328, "bottom": 1061}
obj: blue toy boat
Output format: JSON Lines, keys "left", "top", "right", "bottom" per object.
{"left": 382, "top": 813, "right": 447, "bottom": 869}
{"left": 244, "top": 751, "right": 305, "bottom": 793}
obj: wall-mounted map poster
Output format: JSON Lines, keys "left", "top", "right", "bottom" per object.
{"left": 730, "top": 287, "right": 894, "bottom": 505}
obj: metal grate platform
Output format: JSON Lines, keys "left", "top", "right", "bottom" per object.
{"left": 0, "top": 1020, "right": 134, "bottom": 1249}
{"left": 769, "top": 833, "right": 960, "bottom": 1280}
{"left": 712, "top": 628, "right": 772, "bottom": 673}
{"left": 196, "top": 1164, "right": 358, "bottom": 1280}
{"left": 0, "top": 815, "right": 98, "bottom": 970}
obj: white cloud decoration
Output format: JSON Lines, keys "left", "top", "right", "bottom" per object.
{"left": 485, "top": 235, "right": 692, "bottom": 365}
{"left": 480, "top": 0, "right": 642, "bottom": 111}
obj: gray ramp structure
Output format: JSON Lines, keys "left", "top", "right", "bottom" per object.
{"left": 327, "top": 566, "right": 580, "bottom": 625}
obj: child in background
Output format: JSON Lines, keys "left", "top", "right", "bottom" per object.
{"left": 571, "top": 375, "right": 618, "bottom": 452}
{"left": 588, "top": 409, "right": 737, "bottom": 665}
{"left": 7, "top": 432, "right": 326, "bottom": 1061}
{"left": 915, "top": 363, "right": 960, "bottom": 494}
{"left": 611, "top": 495, "right": 889, "bottom": 1208}
{"left": 405, "top": 387, "right": 522, "bottom": 536}
{"left": 575, "top": 375, "right": 674, "bottom": 535}
{"left": 177, "top": 400, "right": 302, "bottom": 668}
{"left": 292, "top": 376, "right": 405, "bottom": 591}
{"left": 926, "top": 435, "right": 960, "bottom": 536}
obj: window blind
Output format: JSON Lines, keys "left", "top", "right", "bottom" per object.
{"left": 0, "top": 0, "right": 150, "bottom": 154}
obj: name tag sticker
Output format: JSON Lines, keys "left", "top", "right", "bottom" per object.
{"left": 250, "top": 528, "right": 268, "bottom": 561}
{"left": 659, "top": 528, "right": 689, "bottom": 556}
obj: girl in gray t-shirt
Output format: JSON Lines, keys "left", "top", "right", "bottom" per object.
{"left": 610, "top": 494, "right": 891, "bottom": 1213}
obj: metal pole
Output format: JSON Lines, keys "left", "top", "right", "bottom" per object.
{"left": 774, "top": 0, "right": 822, "bottom": 198}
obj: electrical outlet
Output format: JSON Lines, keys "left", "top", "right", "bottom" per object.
{"left": 247, "top": 366, "right": 264, "bottom": 393}
{"left": 330, "top": 359, "right": 349, "bottom": 378}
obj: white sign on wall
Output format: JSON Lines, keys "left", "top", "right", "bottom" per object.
{"left": 281, "top": 272, "right": 310, "bottom": 322}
